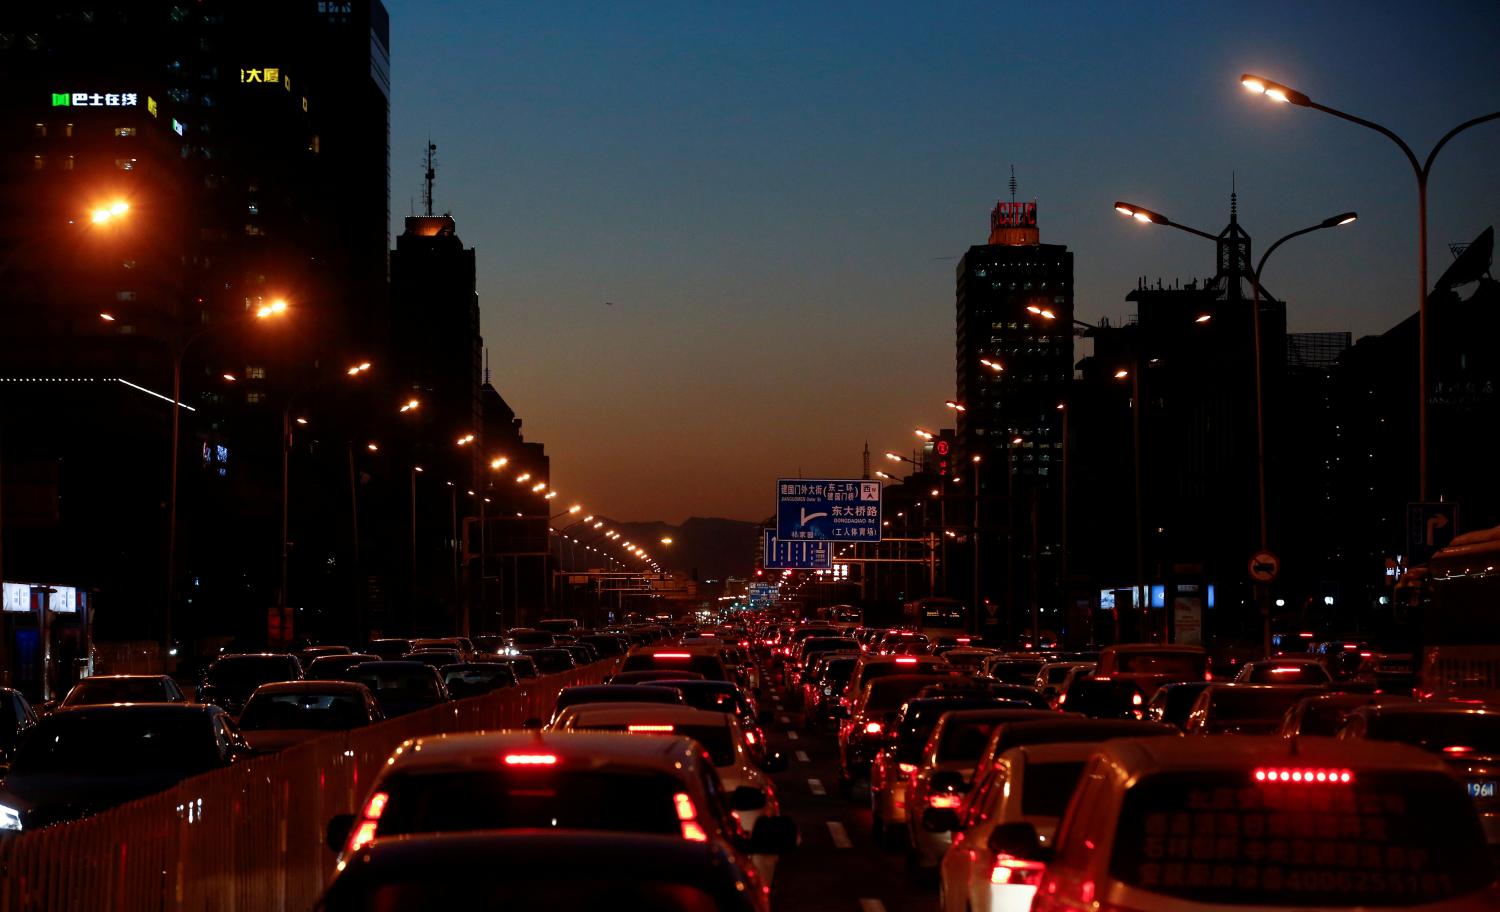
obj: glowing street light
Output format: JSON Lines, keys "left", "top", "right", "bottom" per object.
{"left": 660, "top": 537, "right": 673, "bottom": 545}
{"left": 455, "top": 433, "right": 475, "bottom": 446}
{"left": 295, "top": 417, "right": 308, "bottom": 425}
{"left": 978, "top": 358, "right": 1004, "bottom": 372}
{"left": 914, "top": 428, "right": 934, "bottom": 440}
{"left": 1024, "top": 304, "right": 1057, "bottom": 320}
{"left": 944, "top": 400, "right": 966, "bottom": 412}
{"left": 222, "top": 373, "right": 237, "bottom": 382}
{"left": 399, "top": 398, "right": 420, "bottom": 413}
{"left": 366, "top": 442, "right": 379, "bottom": 452}
{"left": 347, "top": 361, "right": 372, "bottom": 376}
{"left": 89, "top": 199, "right": 130, "bottom": 225}
{"left": 490, "top": 456, "right": 508, "bottom": 469}
{"left": 255, "top": 298, "right": 289, "bottom": 319}
{"left": 1194, "top": 313, "right": 1212, "bottom": 323}
{"left": 515, "top": 473, "right": 532, "bottom": 484}
{"left": 99, "top": 312, "right": 115, "bottom": 322}
{"left": 1113, "top": 368, "right": 1130, "bottom": 380}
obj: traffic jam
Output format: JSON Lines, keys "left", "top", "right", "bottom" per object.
{"left": 0, "top": 603, "right": 1494, "bottom": 911}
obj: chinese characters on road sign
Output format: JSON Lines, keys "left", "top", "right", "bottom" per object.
{"left": 776, "top": 479, "right": 883, "bottom": 542}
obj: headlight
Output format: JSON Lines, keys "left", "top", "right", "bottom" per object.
{"left": 0, "top": 804, "right": 23, "bottom": 832}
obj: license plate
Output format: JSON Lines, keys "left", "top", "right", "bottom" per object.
{"left": 1467, "top": 780, "right": 1496, "bottom": 799}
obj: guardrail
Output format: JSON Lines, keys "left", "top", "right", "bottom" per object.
{"left": 0, "top": 659, "right": 618, "bottom": 911}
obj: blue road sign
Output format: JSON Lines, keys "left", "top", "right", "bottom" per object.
{"left": 763, "top": 530, "right": 833, "bottom": 569}
{"left": 1407, "top": 502, "right": 1459, "bottom": 563}
{"left": 748, "top": 582, "right": 777, "bottom": 607}
{"left": 776, "top": 478, "right": 883, "bottom": 542}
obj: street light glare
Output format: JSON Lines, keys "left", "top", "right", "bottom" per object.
{"left": 660, "top": 537, "right": 673, "bottom": 544}
{"left": 568, "top": 504, "right": 582, "bottom": 513}
{"left": 885, "top": 452, "right": 901, "bottom": 461}
{"left": 295, "top": 417, "right": 308, "bottom": 425}
{"left": 222, "top": 373, "right": 237, "bottom": 382}
{"left": 914, "top": 429, "right": 933, "bottom": 439}
{"left": 99, "top": 312, "right": 115, "bottom": 322}
{"left": 1114, "top": 204, "right": 1136, "bottom": 216}
{"left": 1114, "top": 368, "right": 1130, "bottom": 379}
{"left": 1241, "top": 77, "right": 1266, "bottom": 94}
{"left": 516, "top": 473, "right": 532, "bottom": 483}
{"left": 366, "top": 442, "right": 378, "bottom": 452}
{"left": 490, "top": 456, "right": 508, "bottom": 469}
{"left": 399, "top": 398, "right": 420, "bottom": 412}
{"left": 1011, "top": 436, "right": 1024, "bottom": 445}
{"left": 1325, "top": 212, "right": 1359, "bottom": 227}
{"left": 414, "top": 466, "right": 424, "bottom": 473}
{"left": 1132, "top": 211, "right": 1153, "bottom": 223}
{"left": 1195, "top": 313, "right": 1213, "bottom": 323}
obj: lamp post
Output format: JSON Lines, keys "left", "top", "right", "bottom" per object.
{"left": 1114, "top": 202, "right": 1356, "bottom": 651}
{"left": 1241, "top": 74, "right": 1499, "bottom": 500}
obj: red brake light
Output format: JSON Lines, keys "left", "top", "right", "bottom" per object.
{"left": 1343, "top": 643, "right": 1360, "bottom": 650}
{"left": 895, "top": 657, "right": 918, "bottom": 664}
{"left": 990, "top": 855, "right": 1047, "bottom": 885}
{"left": 681, "top": 820, "right": 709, "bottom": 842}
{"left": 864, "top": 721, "right": 883, "bottom": 735}
{"left": 344, "top": 790, "right": 390, "bottom": 856}
{"left": 655, "top": 653, "right": 691, "bottom": 659}
{"left": 1443, "top": 745, "right": 1474, "bottom": 756}
{"left": 744, "top": 730, "right": 758, "bottom": 745}
{"left": 503, "top": 753, "right": 559, "bottom": 766}
{"left": 1269, "top": 666, "right": 1304, "bottom": 674}
{"left": 348, "top": 820, "right": 379, "bottom": 855}
{"left": 627, "top": 724, "right": 676, "bottom": 732}
{"left": 1253, "top": 767, "right": 1353, "bottom": 784}
{"left": 674, "top": 792, "right": 709, "bottom": 842}
{"left": 929, "top": 792, "right": 963, "bottom": 809}
{"left": 1131, "top": 692, "right": 1143, "bottom": 706}
{"left": 363, "top": 791, "right": 389, "bottom": 819}
{"left": 898, "top": 762, "right": 918, "bottom": 775}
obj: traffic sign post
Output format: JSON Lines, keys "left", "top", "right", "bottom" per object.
{"left": 762, "top": 530, "right": 833, "bottom": 570}
{"left": 1248, "top": 550, "right": 1280, "bottom": 584}
{"left": 775, "top": 479, "right": 882, "bottom": 542}
{"left": 1407, "top": 502, "right": 1458, "bottom": 564}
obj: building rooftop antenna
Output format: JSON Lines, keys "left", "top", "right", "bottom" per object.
{"left": 1009, "top": 165, "right": 1017, "bottom": 204}
{"left": 422, "top": 139, "right": 437, "bottom": 218}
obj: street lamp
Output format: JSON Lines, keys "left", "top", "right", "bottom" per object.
{"left": 1241, "top": 73, "right": 1498, "bottom": 499}
{"left": 914, "top": 428, "right": 934, "bottom": 440}
{"left": 1114, "top": 199, "right": 1357, "bottom": 649}
{"left": 347, "top": 361, "right": 372, "bottom": 376}
{"left": 399, "top": 398, "right": 420, "bottom": 413}
{"left": 886, "top": 452, "right": 918, "bottom": 466}
{"left": 88, "top": 199, "right": 131, "bottom": 225}
{"left": 455, "top": 432, "right": 474, "bottom": 446}
{"left": 944, "top": 400, "right": 966, "bottom": 412}
{"left": 978, "top": 358, "right": 1004, "bottom": 372}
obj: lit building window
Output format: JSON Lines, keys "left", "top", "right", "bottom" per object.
{"left": 246, "top": 366, "right": 265, "bottom": 379}
{"left": 246, "top": 391, "right": 264, "bottom": 404}
{"left": 61, "top": 155, "right": 74, "bottom": 171}
{"left": 33, "top": 123, "right": 46, "bottom": 137}
{"left": 114, "top": 127, "right": 136, "bottom": 137}
{"left": 63, "top": 123, "right": 74, "bottom": 137}
{"left": 115, "top": 158, "right": 136, "bottom": 170}
{"left": 32, "top": 154, "right": 45, "bottom": 170}
{"left": 115, "top": 291, "right": 137, "bottom": 301}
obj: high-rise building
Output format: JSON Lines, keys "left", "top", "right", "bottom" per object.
{"left": 954, "top": 181, "right": 1074, "bottom": 635}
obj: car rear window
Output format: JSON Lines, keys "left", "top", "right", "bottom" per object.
{"left": 376, "top": 769, "right": 686, "bottom": 838}
{"left": 207, "top": 657, "right": 297, "bottom": 689}
{"left": 1366, "top": 713, "right": 1500, "bottom": 755}
{"left": 1062, "top": 681, "right": 1138, "bottom": 718}
{"left": 65, "top": 678, "right": 171, "bottom": 705}
{"left": 989, "top": 661, "right": 1044, "bottom": 684}
{"left": 1109, "top": 771, "right": 1490, "bottom": 906}
{"left": 1249, "top": 664, "right": 1330, "bottom": 684}
{"left": 582, "top": 723, "right": 735, "bottom": 767}
{"left": 345, "top": 882, "right": 729, "bottom": 912}
{"left": 1209, "top": 689, "right": 1311, "bottom": 723}
{"left": 937, "top": 719, "right": 1009, "bottom": 762}
{"left": 239, "top": 692, "right": 369, "bottom": 730}
{"left": 353, "top": 670, "right": 441, "bottom": 699}
{"left": 1114, "top": 652, "right": 1207, "bottom": 676}
{"left": 13, "top": 712, "right": 216, "bottom": 774}
{"left": 1019, "top": 760, "right": 1086, "bottom": 817}
{"left": 621, "top": 654, "right": 727, "bottom": 680}
{"left": 864, "top": 676, "right": 948, "bottom": 714}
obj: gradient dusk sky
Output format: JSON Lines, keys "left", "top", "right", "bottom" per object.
{"left": 385, "top": 1, "right": 1499, "bottom": 524}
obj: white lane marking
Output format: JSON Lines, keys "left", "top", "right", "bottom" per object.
{"left": 808, "top": 778, "right": 826, "bottom": 796}
{"left": 787, "top": 730, "right": 799, "bottom": 740}
{"left": 827, "top": 820, "right": 853, "bottom": 848}
{"left": 779, "top": 715, "right": 790, "bottom": 724}
{"left": 795, "top": 750, "right": 810, "bottom": 762}
{"left": 858, "top": 900, "right": 886, "bottom": 912}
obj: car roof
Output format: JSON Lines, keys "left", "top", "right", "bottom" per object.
{"left": 562, "top": 705, "right": 733, "bottom": 727}
{"left": 72, "top": 674, "right": 172, "bottom": 682}
{"left": 250, "top": 681, "right": 370, "bottom": 696}
{"left": 1247, "top": 657, "right": 1322, "bottom": 665}
{"left": 1355, "top": 701, "right": 1499, "bottom": 718}
{"left": 1095, "top": 734, "right": 1451, "bottom": 777}
{"left": 50, "top": 703, "right": 219, "bottom": 719}
{"left": 351, "top": 661, "right": 438, "bottom": 673}
{"left": 934, "top": 707, "right": 1055, "bottom": 728}
{"left": 1004, "top": 740, "right": 1114, "bottom": 766}
{"left": 384, "top": 730, "right": 710, "bottom": 773}
{"left": 1101, "top": 644, "right": 1206, "bottom": 655}
{"left": 629, "top": 644, "right": 723, "bottom": 655}
{"left": 216, "top": 652, "right": 297, "bottom": 661}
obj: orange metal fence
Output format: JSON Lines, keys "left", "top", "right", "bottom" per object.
{"left": 0, "top": 660, "right": 617, "bottom": 911}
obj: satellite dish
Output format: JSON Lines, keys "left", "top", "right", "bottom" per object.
{"left": 1434, "top": 226, "right": 1493, "bottom": 292}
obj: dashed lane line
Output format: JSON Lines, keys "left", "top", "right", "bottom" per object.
{"left": 858, "top": 900, "right": 887, "bottom": 912}
{"left": 795, "top": 750, "right": 810, "bottom": 763}
{"left": 808, "top": 778, "right": 826, "bottom": 796}
{"left": 787, "top": 731, "right": 799, "bottom": 740}
{"left": 826, "top": 821, "right": 853, "bottom": 848}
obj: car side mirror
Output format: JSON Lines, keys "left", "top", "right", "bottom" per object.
{"left": 326, "top": 813, "right": 355, "bottom": 853}
{"left": 730, "top": 785, "right": 768, "bottom": 812}
{"left": 921, "top": 807, "right": 961, "bottom": 832}
{"left": 521, "top": 717, "right": 543, "bottom": 730}
{"left": 987, "top": 821, "right": 1050, "bottom": 861}
{"left": 760, "top": 750, "right": 789, "bottom": 773}
{"left": 748, "top": 815, "right": 797, "bottom": 854}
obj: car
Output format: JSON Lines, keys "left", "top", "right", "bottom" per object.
{"left": 306, "top": 653, "right": 379, "bottom": 679}
{"left": 619, "top": 646, "right": 731, "bottom": 682}
{"left": 802, "top": 654, "right": 858, "bottom": 727}
{"left": 549, "top": 684, "right": 685, "bottom": 726}
{"left": 1277, "top": 691, "right": 1407, "bottom": 737}
{"left": 365, "top": 638, "right": 414, "bottom": 661}
{"left": 641, "top": 679, "right": 766, "bottom": 741}
{"left": 869, "top": 695, "right": 1036, "bottom": 847}
{"left": 1143, "top": 680, "right": 1214, "bottom": 729}
{"left": 905, "top": 707, "right": 1057, "bottom": 872}
{"left": 325, "top": 731, "right": 795, "bottom": 889}
{"left": 560, "top": 643, "right": 598, "bottom": 666}
{"left": 1092, "top": 644, "right": 1209, "bottom": 698}
{"left": 0, "top": 703, "right": 250, "bottom": 829}
{"left": 298, "top": 645, "right": 352, "bottom": 667}
{"left": 836, "top": 673, "right": 959, "bottom": 794}
{"left": 0, "top": 688, "right": 37, "bottom": 767}
{"left": 1183, "top": 684, "right": 1325, "bottom": 735}
{"left": 237, "top": 681, "right": 384, "bottom": 752}
{"left": 918, "top": 680, "right": 1052, "bottom": 709}
{"left": 440, "top": 662, "right": 518, "bottom": 699}
{"left": 1055, "top": 677, "right": 1144, "bottom": 719}
{"left": 1034, "top": 662, "right": 1093, "bottom": 702}
{"left": 506, "top": 628, "right": 557, "bottom": 649}
{"left": 1355, "top": 651, "right": 1417, "bottom": 693}
{"left": 936, "top": 647, "right": 996, "bottom": 671}
{"left": 986, "top": 656, "right": 1046, "bottom": 685}
{"left": 786, "top": 637, "right": 859, "bottom": 695}
{"left": 1338, "top": 701, "right": 1500, "bottom": 848}
{"left": 577, "top": 634, "right": 628, "bottom": 659}
{"left": 536, "top": 618, "right": 579, "bottom": 636}
{"left": 343, "top": 661, "right": 449, "bottom": 717}
{"left": 409, "top": 637, "right": 468, "bottom": 658}
{"left": 840, "top": 655, "right": 955, "bottom": 715}
{"left": 610, "top": 669, "right": 708, "bottom": 685}
{"left": 489, "top": 655, "right": 539, "bottom": 680}
{"left": 314, "top": 830, "right": 772, "bottom": 912}
{"left": 1234, "top": 657, "right": 1333, "bottom": 685}
{"left": 553, "top": 702, "right": 789, "bottom": 874}
{"left": 522, "top": 647, "right": 578, "bottom": 674}
{"left": 197, "top": 653, "right": 304, "bottom": 716}
{"left": 1029, "top": 736, "right": 1499, "bottom": 911}
{"left": 58, "top": 674, "right": 186, "bottom": 707}
{"left": 402, "top": 649, "right": 463, "bottom": 671}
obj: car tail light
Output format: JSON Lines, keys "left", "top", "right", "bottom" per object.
{"left": 898, "top": 763, "right": 917, "bottom": 775}
{"left": 1443, "top": 745, "right": 1474, "bottom": 756}
{"left": 673, "top": 791, "right": 709, "bottom": 842}
{"left": 744, "top": 730, "right": 758, "bottom": 745}
{"left": 1131, "top": 692, "right": 1143, "bottom": 706}
{"left": 503, "top": 753, "right": 559, "bottom": 766}
{"left": 344, "top": 790, "right": 390, "bottom": 856}
{"left": 895, "top": 657, "right": 917, "bottom": 665}
{"left": 1253, "top": 767, "right": 1353, "bottom": 784}
{"left": 864, "top": 721, "right": 883, "bottom": 735}
{"left": 1269, "top": 666, "right": 1305, "bottom": 674}
{"left": 929, "top": 792, "right": 963, "bottom": 809}
{"left": 627, "top": 724, "right": 675, "bottom": 732}
{"left": 1343, "top": 643, "right": 1360, "bottom": 650}
{"left": 990, "top": 855, "right": 1046, "bottom": 886}
{"left": 655, "top": 653, "right": 691, "bottom": 659}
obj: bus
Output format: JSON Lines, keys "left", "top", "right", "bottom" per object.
{"left": 902, "top": 597, "right": 969, "bottom": 640}
{"left": 1404, "top": 524, "right": 1500, "bottom": 703}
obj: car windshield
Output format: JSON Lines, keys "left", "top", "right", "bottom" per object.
{"left": 1109, "top": 771, "right": 1490, "bottom": 906}
{"left": 864, "top": 677, "right": 948, "bottom": 714}
{"left": 1113, "top": 652, "right": 1206, "bottom": 676}
{"left": 936, "top": 717, "right": 1015, "bottom": 763}
{"left": 375, "top": 769, "right": 687, "bottom": 839}
{"left": 584, "top": 723, "right": 735, "bottom": 767}
{"left": 13, "top": 712, "right": 217, "bottom": 774}
{"left": 1160, "top": 685, "right": 1210, "bottom": 724}
{"left": 353, "top": 669, "right": 441, "bottom": 700}
{"left": 64, "top": 678, "right": 171, "bottom": 705}
{"left": 1019, "top": 760, "right": 1086, "bottom": 817}
{"left": 1365, "top": 712, "right": 1500, "bottom": 755}
{"left": 239, "top": 692, "right": 370, "bottom": 730}
{"left": 207, "top": 657, "right": 296, "bottom": 689}
{"left": 990, "top": 661, "right": 1044, "bottom": 684}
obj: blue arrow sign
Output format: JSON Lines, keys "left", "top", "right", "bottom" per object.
{"left": 763, "top": 530, "right": 834, "bottom": 569}
{"left": 776, "top": 478, "right": 883, "bottom": 542}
